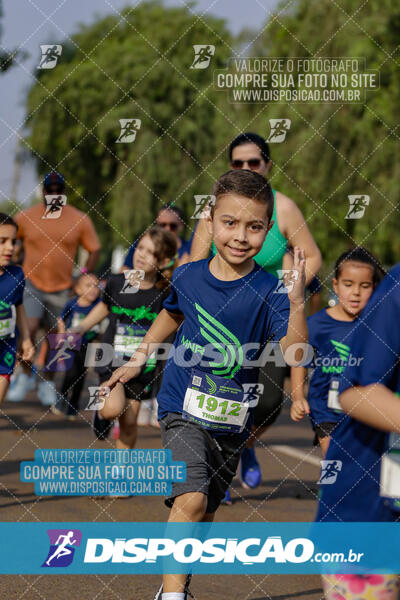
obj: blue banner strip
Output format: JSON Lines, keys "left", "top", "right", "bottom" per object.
{"left": 0, "top": 522, "right": 399, "bottom": 574}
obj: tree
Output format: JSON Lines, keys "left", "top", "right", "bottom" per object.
{"left": 25, "top": 1, "right": 236, "bottom": 252}
{"left": 237, "top": 0, "right": 400, "bottom": 269}
{"left": 0, "top": 0, "right": 20, "bottom": 72}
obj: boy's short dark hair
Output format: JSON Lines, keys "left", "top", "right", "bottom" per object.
{"left": 229, "top": 132, "right": 270, "bottom": 164}
{"left": 211, "top": 169, "right": 274, "bottom": 223}
{"left": 0, "top": 213, "right": 18, "bottom": 231}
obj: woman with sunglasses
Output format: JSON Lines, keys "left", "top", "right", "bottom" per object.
{"left": 190, "top": 132, "right": 321, "bottom": 498}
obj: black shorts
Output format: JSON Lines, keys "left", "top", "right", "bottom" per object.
{"left": 253, "top": 363, "right": 287, "bottom": 428}
{"left": 313, "top": 422, "right": 337, "bottom": 445}
{"left": 160, "top": 413, "right": 245, "bottom": 514}
{"left": 96, "top": 367, "right": 151, "bottom": 401}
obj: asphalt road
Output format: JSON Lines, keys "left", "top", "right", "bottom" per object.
{"left": 0, "top": 377, "right": 325, "bottom": 600}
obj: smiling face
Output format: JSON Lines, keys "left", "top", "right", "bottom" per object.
{"left": 208, "top": 193, "right": 271, "bottom": 266}
{"left": 333, "top": 261, "right": 375, "bottom": 317}
{"left": 0, "top": 224, "right": 17, "bottom": 268}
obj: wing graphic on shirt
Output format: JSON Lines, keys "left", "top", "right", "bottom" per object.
{"left": 195, "top": 303, "right": 243, "bottom": 379}
{"left": 330, "top": 339, "right": 350, "bottom": 362}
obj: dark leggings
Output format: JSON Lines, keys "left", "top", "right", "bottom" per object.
{"left": 253, "top": 362, "right": 287, "bottom": 429}
{"left": 59, "top": 346, "right": 88, "bottom": 415}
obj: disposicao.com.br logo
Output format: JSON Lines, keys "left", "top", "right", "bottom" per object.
{"left": 3, "top": 522, "right": 394, "bottom": 574}
{"left": 42, "top": 529, "right": 82, "bottom": 567}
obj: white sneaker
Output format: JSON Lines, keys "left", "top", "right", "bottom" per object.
{"left": 6, "top": 372, "right": 36, "bottom": 402}
{"left": 37, "top": 380, "right": 58, "bottom": 406}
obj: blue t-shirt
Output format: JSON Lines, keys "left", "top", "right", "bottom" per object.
{"left": 316, "top": 264, "right": 400, "bottom": 522}
{"left": 123, "top": 236, "right": 191, "bottom": 268}
{"left": 0, "top": 265, "right": 25, "bottom": 374}
{"left": 306, "top": 309, "right": 358, "bottom": 427}
{"left": 61, "top": 296, "right": 101, "bottom": 344}
{"left": 157, "top": 259, "right": 290, "bottom": 433}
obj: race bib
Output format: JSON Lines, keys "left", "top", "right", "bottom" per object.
{"left": 0, "top": 305, "right": 16, "bottom": 339}
{"left": 327, "top": 378, "right": 343, "bottom": 411}
{"left": 380, "top": 433, "right": 400, "bottom": 504}
{"left": 114, "top": 322, "right": 144, "bottom": 358}
{"left": 113, "top": 321, "right": 157, "bottom": 372}
{"left": 182, "top": 369, "right": 249, "bottom": 433}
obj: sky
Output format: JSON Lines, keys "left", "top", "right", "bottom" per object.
{"left": 0, "top": 0, "right": 279, "bottom": 205}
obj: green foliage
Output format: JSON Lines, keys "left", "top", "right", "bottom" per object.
{"left": 239, "top": 0, "right": 400, "bottom": 268}
{"left": 25, "top": 0, "right": 400, "bottom": 273}
{"left": 26, "top": 1, "right": 234, "bottom": 250}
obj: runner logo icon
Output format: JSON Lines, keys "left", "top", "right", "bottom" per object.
{"left": 38, "top": 45, "right": 62, "bottom": 69}
{"left": 267, "top": 119, "right": 291, "bottom": 143}
{"left": 121, "top": 269, "right": 145, "bottom": 294}
{"left": 42, "top": 529, "right": 82, "bottom": 567}
{"left": 318, "top": 460, "right": 342, "bottom": 484}
{"left": 116, "top": 119, "right": 141, "bottom": 143}
{"left": 191, "top": 195, "right": 216, "bottom": 219}
{"left": 345, "top": 195, "right": 370, "bottom": 219}
{"left": 190, "top": 45, "right": 215, "bottom": 69}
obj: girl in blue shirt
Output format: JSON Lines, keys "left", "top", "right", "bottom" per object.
{"left": 0, "top": 214, "right": 34, "bottom": 404}
{"left": 291, "top": 247, "right": 384, "bottom": 456}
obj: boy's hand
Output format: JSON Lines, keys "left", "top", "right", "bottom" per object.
{"left": 287, "top": 247, "right": 306, "bottom": 305}
{"left": 100, "top": 362, "right": 142, "bottom": 394}
{"left": 290, "top": 397, "right": 310, "bottom": 422}
{"left": 20, "top": 338, "right": 35, "bottom": 362}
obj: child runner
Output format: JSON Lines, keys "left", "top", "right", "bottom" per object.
{"left": 75, "top": 227, "right": 177, "bottom": 448}
{"left": 316, "top": 263, "right": 400, "bottom": 600}
{"left": 102, "top": 170, "right": 307, "bottom": 600}
{"left": 290, "top": 248, "right": 384, "bottom": 456}
{"left": 0, "top": 214, "right": 34, "bottom": 404}
{"left": 51, "top": 273, "right": 101, "bottom": 419}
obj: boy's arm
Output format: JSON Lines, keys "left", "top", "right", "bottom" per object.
{"left": 16, "top": 305, "right": 34, "bottom": 362}
{"left": 72, "top": 301, "right": 109, "bottom": 333}
{"left": 291, "top": 366, "right": 307, "bottom": 401}
{"left": 57, "top": 317, "right": 66, "bottom": 333}
{"left": 189, "top": 216, "right": 212, "bottom": 262}
{"left": 290, "top": 366, "right": 310, "bottom": 421}
{"left": 279, "top": 247, "right": 308, "bottom": 364}
{"left": 340, "top": 384, "right": 400, "bottom": 433}
{"left": 102, "top": 309, "right": 184, "bottom": 388}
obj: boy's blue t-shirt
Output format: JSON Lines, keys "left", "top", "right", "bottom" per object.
{"left": 157, "top": 259, "right": 290, "bottom": 432}
{"left": 0, "top": 265, "right": 25, "bottom": 374}
{"left": 61, "top": 296, "right": 101, "bottom": 343}
{"left": 316, "top": 264, "right": 400, "bottom": 522}
{"left": 306, "top": 309, "right": 358, "bottom": 427}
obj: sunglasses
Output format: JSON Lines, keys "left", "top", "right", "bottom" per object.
{"left": 157, "top": 222, "right": 180, "bottom": 232}
{"left": 231, "top": 158, "right": 262, "bottom": 170}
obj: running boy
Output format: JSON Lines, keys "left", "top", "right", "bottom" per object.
{"left": 75, "top": 227, "right": 177, "bottom": 448}
{"left": 316, "top": 263, "right": 400, "bottom": 600}
{"left": 290, "top": 247, "right": 384, "bottom": 456}
{"left": 102, "top": 170, "right": 307, "bottom": 600}
{"left": 51, "top": 273, "right": 101, "bottom": 418}
{"left": 0, "top": 214, "right": 34, "bottom": 404}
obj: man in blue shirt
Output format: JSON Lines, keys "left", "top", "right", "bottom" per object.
{"left": 102, "top": 169, "right": 307, "bottom": 600}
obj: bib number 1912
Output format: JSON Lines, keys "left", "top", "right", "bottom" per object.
{"left": 196, "top": 393, "right": 241, "bottom": 416}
